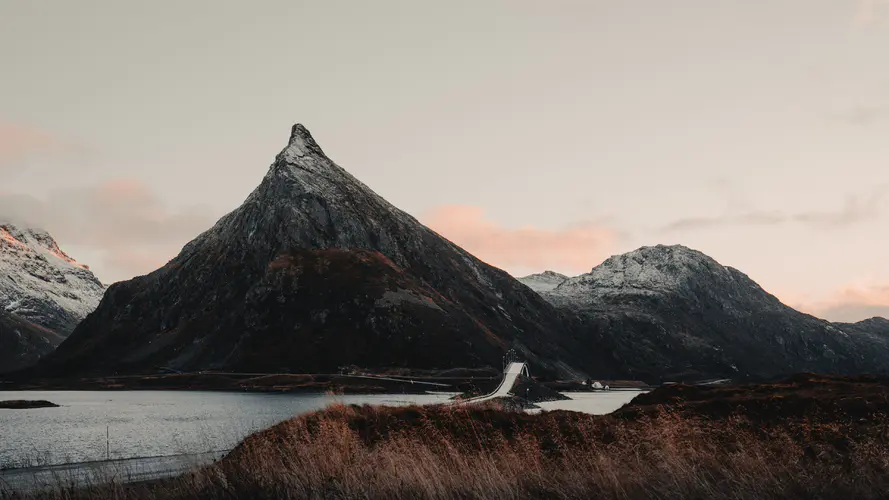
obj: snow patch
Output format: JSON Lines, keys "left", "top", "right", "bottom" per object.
{"left": 518, "top": 271, "right": 569, "bottom": 292}
{"left": 0, "top": 222, "right": 105, "bottom": 334}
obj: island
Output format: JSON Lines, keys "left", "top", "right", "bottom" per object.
{"left": 0, "top": 400, "right": 59, "bottom": 409}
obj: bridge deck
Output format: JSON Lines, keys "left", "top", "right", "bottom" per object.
{"left": 455, "top": 362, "right": 526, "bottom": 405}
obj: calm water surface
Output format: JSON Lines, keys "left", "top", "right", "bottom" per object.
{"left": 0, "top": 391, "right": 453, "bottom": 467}
{"left": 0, "top": 390, "right": 645, "bottom": 467}
{"left": 534, "top": 391, "right": 646, "bottom": 414}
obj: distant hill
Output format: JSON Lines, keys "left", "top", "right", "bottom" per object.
{"left": 517, "top": 271, "right": 568, "bottom": 293}
{"left": 528, "top": 245, "right": 889, "bottom": 382}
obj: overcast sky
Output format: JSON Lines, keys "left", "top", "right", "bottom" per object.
{"left": 2, "top": 0, "right": 889, "bottom": 321}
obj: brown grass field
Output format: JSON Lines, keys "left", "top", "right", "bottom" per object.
{"left": 5, "top": 374, "right": 889, "bottom": 499}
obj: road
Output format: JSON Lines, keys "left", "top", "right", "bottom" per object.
{"left": 0, "top": 451, "right": 225, "bottom": 494}
{"left": 455, "top": 362, "right": 526, "bottom": 405}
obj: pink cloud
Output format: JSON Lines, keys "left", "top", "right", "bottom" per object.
{"left": 422, "top": 204, "right": 617, "bottom": 276}
{"left": 856, "top": 0, "right": 889, "bottom": 27}
{"left": 0, "top": 179, "right": 217, "bottom": 283}
{"left": 0, "top": 122, "right": 90, "bottom": 166}
{"left": 103, "top": 248, "right": 179, "bottom": 280}
{"left": 787, "top": 285, "right": 889, "bottom": 322}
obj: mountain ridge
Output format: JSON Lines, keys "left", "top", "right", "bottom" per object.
{"left": 17, "top": 127, "right": 889, "bottom": 383}
{"left": 525, "top": 244, "right": 889, "bottom": 381}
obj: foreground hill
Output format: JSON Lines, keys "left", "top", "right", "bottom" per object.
{"left": 523, "top": 245, "right": 889, "bottom": 382}
{"left": 0, "top": 223, "right": 104, "bottom": 372}
{"left": 39, "top": 125, "right": 599, "bottom": 378}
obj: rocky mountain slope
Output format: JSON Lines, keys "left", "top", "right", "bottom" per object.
{"left": 39, "top": 125, "right": 603, "bottom": 378}
{"left": 532, "top": 245, "right": 889, "bottom": 382}
{"left": 0, "top": 223, "right": 104, "bottom": 371}
{"left": 0, "top": 310, "right": 66, "bottom": 372}
{"left": 835, "top": 317, "right": 889, "bottom": 337}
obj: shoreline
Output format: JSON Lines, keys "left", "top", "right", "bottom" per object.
{"left": 0, "top": 372, "right": 651, "bottom": 394}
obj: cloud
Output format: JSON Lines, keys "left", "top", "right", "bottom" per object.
{"left": 0, "top": 122, "right": 91, "bottom": 168}
{"left": 792, "top": 285, "right": 889, "bottom": 323}
{"left": 664, "top": 211, "right": 785, "bottom": 232}
{"left": 0, "top": 180, "right": 217, "bottom": 283}
{"left": 422, "top": 205, "right": 618, "bottom": 276}
{"left": 856, "top": 0, "right": 889, "bottom": 27}
{"left": 827, "top": 106, "right": 887, "bottom": 126}
{"left": 663, "top": 187, "right": 887, "bottom": 232}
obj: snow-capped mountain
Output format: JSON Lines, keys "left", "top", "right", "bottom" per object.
{"left": 532, "top": 244, "right": 889, "bottom": 381}
{"left": 0, "top": 222, "right": 105, "bottom": 371}
{"left": 41, "top": 125, "right": 601, "bottom": 378}
{"left": 546, "top": 245, "right": 780, "bottom": 308}
{"left": 517, "top": 271, "right": 569, "bottom": 293}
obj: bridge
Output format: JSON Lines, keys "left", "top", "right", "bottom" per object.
{"left": 454, "top": 361, "right": 529, "bottom": 405}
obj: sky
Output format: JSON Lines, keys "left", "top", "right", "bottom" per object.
{"left": 2, "top": 0, "right": 889, "bottom": 322}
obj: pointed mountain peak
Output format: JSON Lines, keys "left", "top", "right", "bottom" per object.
{"left": 285, "top": 123, "right": 325, "bottom": 158}
{"left": 209, "top": 122, "right": 414, "bottom": 261}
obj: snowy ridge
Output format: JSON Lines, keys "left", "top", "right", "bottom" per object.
{"left": 517, "top": 271, "right": 569, "bottom": 292}
{"left": 547, "top": 244, "right": 767, "bottom": 307}
{"left": 0, "top": 222, "right": 105, "bottom": 335}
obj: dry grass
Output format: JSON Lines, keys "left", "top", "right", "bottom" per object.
{"left": 6, "top": 401, "right": 889, "bottom": 500}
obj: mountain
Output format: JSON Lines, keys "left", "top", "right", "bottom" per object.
{"left": 534, "top": 245, "right": 889, "bottom": 382}
{"left": 0, "top": 310, "right": 66, "bottom": 372}
{"left": 0, "top": 223, "right": 105, "bottom": 372}
{"left": 834, "top": 317, "right": 889, "bottom": 340}
{"left": 517, "top": 271, "right": 568, "bottom": 293}
{"left": 39, "top": 124, "right": 599, "bottom": 378}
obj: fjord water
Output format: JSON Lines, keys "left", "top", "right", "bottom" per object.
{"left": 0, "top": 390, "right": 645, "bottom": 468}
{"left": 534, "top": 391, "right": 648, "bottom": 413}
{"left": 0, "top": 391, "right": 455, "bottom": 467}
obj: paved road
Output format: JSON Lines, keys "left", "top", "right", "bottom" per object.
{"left": 0, "top": 451, "right": 225, "bottom": 494}
{"left": 456, "top": 362, "right": 526, "bottom": 405}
